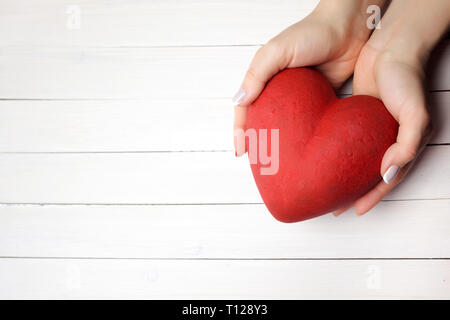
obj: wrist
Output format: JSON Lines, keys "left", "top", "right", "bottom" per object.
{"left": 313, "top": 0, "right": 386, "bottom": 42}
{"left": 369, "top": 0, "right": 450, "bottom": 66}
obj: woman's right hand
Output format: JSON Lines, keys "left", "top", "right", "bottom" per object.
{"left": 233, "top": 0, "right": 386, "bottom": 155}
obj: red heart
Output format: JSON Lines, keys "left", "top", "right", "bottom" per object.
{"left": 245, "top": 67, "right": 398, "bottom": 222}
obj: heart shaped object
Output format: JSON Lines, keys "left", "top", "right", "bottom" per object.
{"left": 246, "top": 67, "right": 398, "bottom": 222}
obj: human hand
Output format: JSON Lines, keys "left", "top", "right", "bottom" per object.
{"left": 233, "top": 0, "right": 385, "bottom": 155}
{"left": 334, "top": 0, "right": 450, "bottom": 216}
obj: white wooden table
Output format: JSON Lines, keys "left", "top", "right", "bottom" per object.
{"left": 0, "top": 0, "right": 449, "bottom": 299}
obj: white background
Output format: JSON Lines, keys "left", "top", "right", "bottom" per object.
{"left": 0, "top": 0, "right": 449, "bottom": 299}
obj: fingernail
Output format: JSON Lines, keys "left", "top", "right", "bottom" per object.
{"left": 232, "top": 88, "right": 246, "bottom": 105}
{"left": 383, "top": 165, "right": 399, "bottom": 184}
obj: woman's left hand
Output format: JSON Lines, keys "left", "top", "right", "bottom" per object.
{"left": 334, "top": 0, "right": 449, "bottom": 216}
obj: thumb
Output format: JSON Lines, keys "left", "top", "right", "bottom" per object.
{"left": 232, "top": 40, "right": 291, "bottom": 109}
{"left": 381, "top": 111, "right": 431, "bottom": 184}
{"left": 380, "top": 98, "right": 431, "bottom": 185}
{"left": 233, "top": 40, "right": 291, "bottom": 156}
{"left": 373, "top": 58, "right": 432, "bottom": 185}
{"left": 351, "top": 61, "right": 432, "bottom": 215}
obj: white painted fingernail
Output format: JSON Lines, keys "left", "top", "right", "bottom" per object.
{"left": 383, "top": 165, "right": 399, "bottom": 184}
{"left": 232, "top": 88, "right": 246, "bottom": 105}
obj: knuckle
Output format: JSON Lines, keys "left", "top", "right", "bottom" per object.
{"left": 254, "top": 46, "right": 265, "bottom": 58}
{"left": 254, "top": 41, "right": 277, "bottom": 60}
{"left": 265, "top": 39, "right": 281, "bottom": 52}
{"left": 244, "top": 67, "right": 264, "bottom": 88}
{"left": 245, "top": 67, "right": 258, "bottom": 82}
{"left": 403, "top": 146, "right": 418, "bottom": 161}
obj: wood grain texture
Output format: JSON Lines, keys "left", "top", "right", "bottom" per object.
{"left": 0, "top": 99, "right": 233, "bottom": 152}
{"left": 0, "top": 146, "right": 448, "bottom": 204}
{"left": 1, "top": 258, "right": 449, "bottom": 299}
{"left": 0, "top": 42, "right": 448, "bottom": 99}
{"left": 1, "top": 0, "right": 449, "bottom": 300}
{"left": 0, "top": 0, "right": 318, "bottom": 46}
{"left": 0, "top": 92, "right": 448, "bottom": 152}
{"left": 0, "top": 200, "right": 449, "bottom": 259}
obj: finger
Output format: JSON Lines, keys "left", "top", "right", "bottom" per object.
{"left": 233, "top": 105, "right": 248, "bottom": 156}
{"left": 380, "top": 113, "right": 430, "bottom": 184}
{"left": 376, "top": 66, "right": 431, "bottom": 184}
{"left": 232, "top": 40, "right": 291, "bottom": 109}
{"left": 354, "top": 160, "right": 415, "bottom": 215}
{"left": 232, "top": 40, "right": 291, "bottom": 156}
{"left": 333, "top": 203, "right": 353, "bottom": 217}
{"left": 353, "top": 58, "right": 432, "bottom": 215}
{"left": 354, "top": 181, "right": 390, "bottom": 216}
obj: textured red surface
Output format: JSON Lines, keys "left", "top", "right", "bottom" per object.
{"left": 246, "top": 68, "right": 398, "bottom": 222}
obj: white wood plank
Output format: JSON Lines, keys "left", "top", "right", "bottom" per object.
{"left": 0, "top": 92, "right": 448, "bottom": 153}
{"left": 0, "top": 258, "right": 449, "bottom": 299}
{"left": 430, "top": 92, "right": 450, "bottom": 144}
{"left": 428, "top": 40, "right": 450, "bottom": 91}
{"left": 0, "top": 99, "right": 234, "bottom": 152}
{"left": 0, "top": 0, "right": 318, "bottom": 46}
{"left": 0, "top": 43, "right": 448, "bottom": 99}
{"left": 0, "top": 200, "right": 449, "bottom": 259}
{"left": 0, "top": 146, "right": 448, "bottom": 204}
{"left": 0, "top": 46, "right": 254, "bottom": 99}
{"left": 1, "top": 0, "right": 447, "bottom": 301}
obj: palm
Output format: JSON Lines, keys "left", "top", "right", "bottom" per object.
{"left": 336, "top": 46, "right": 431, "bottom": 215}
{"left": 283, "top": 18, "right": 366, "bottom": 89}
{"left": 234, "top": 15, "right": 371, "bottom": 142}
{"left": 354, "top": 46, "right": 425, "bottom": 121}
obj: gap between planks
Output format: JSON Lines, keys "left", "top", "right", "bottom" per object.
{"left": 1, "top": 257, "right": 450, "bottom": 261}
{"left": 0, "top": 144, "right": 447, "bottom": 154}
{"left": 0, "top": 198, "right": 449, "bottom": 206}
